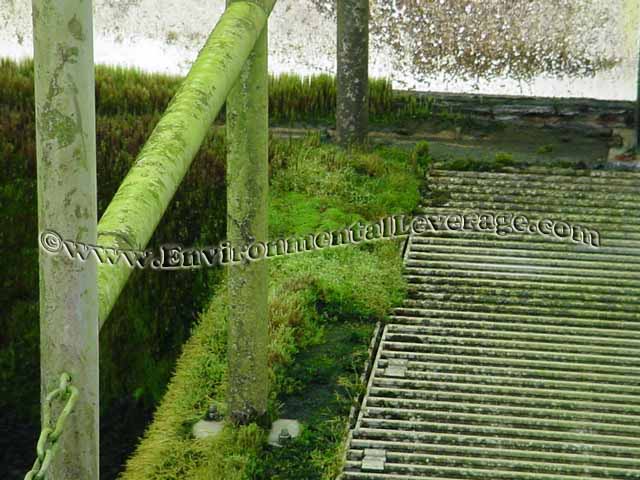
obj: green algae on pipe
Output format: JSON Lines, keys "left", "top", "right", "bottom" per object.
{"left": 225, "top": 0, "right": 270, "bottom": 426}
{"left": 96, "top": 0, "right": 276, "bottom": 328}
{"left": 33, "top": 0, "right": 99, "bottom": 478}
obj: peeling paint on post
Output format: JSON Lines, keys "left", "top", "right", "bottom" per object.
{"left": 96, "top": 0, "right": 276, "bottom": 327}
{"left": 225, "top": 0, "right": 270, "bottom": 426}
{"left": 33, "top": 0, "right": 99, "bottom": 478}
{"left": 336, "top": 0, "right": 369, "bottom": 147}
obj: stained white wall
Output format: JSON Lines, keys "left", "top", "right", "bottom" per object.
{"left": 1, "top": 0, "right": 638, "bottom": 100}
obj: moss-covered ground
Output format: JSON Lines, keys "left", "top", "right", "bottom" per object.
{"left": 245, "top": 321, "right": 373, "bottom": 480}
{"left": 118, "top": 132, "right": 421, "bottom": 480}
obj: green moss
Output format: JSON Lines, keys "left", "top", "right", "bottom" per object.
{"left": 120, "top": 240, "right": 406, "bottom": 480}
{"left": 269, "top": 192, "right": 324, "bottom": 237}
{"left": 269, "top": 135, "right": 421, "bottom": 233}
{"left": 435, "top": 151, "right": 518, "bottom": 172}
{"left": 410, "top": 140, "right": 431, "bottom": 172}
{"left": 351, "top": 152, "right": 388, "bottom": 177}
{"left": 0, "top": 57, "right": 437, "bottom": 127}
{"left": 317, "top": 207, "right": 362, "bottom": 232}
{"left": 246, "top": 322, "right": 371, "bottom": 480}
{"left": 537, "top": 144, "right": 554, "bottom": 154}
{"left": 426, "top": 188, "right": 452, "bottom": 207}
{"left": 494, "top": 151, "right": 514, "bottom": 163}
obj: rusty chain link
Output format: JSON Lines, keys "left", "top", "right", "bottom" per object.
{"left": 24, "top": 373, "right": 79, "bottom": 480}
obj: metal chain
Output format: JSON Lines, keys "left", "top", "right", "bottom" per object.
{"left": 24, "top": 373, "right": 79, "bottom": 480}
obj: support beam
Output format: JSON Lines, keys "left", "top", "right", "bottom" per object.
{"left": 96, "top": 0, "right": 276, "bottom": 327}
{"left": 225, "top": 0, "right": 270, "bottom": 426}
{"left": 625, "top": 0, "right": 640, "bottom": 149}
{"left": 336, "top": 0, "right": 369, "bottom": 147}
{"left": 636, "top": 44, "right": 640, "bottom": 148}
{"left": 33, "top": 0, "right": 99, "bottom": 478}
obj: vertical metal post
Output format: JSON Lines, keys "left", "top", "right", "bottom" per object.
{"left": 225, "top": 0, "right": 270, "bottom": 425}
{"left": 636, "top": 44, "right": 640, "bottom": 147}
{"left": 337, "top": 0, "right": 370, "bottom": 147}
{"left": 33, "top": 1, "right": 99, "bottom": 478}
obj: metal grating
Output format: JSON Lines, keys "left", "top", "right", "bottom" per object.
{"left": 340, "top": 169, "right": 640, "bottom": 479}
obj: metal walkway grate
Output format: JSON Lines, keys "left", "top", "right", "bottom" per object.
{"left": 341, "top": 169, "right": 640, "bottom": 479}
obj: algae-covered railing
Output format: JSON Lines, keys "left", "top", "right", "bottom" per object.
{"left": 32, "top": 0, "right": 275, "bottom": 478}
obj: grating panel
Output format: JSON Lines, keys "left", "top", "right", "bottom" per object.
{"left": 340, "top": 169, "right": 640, "bottom": 479}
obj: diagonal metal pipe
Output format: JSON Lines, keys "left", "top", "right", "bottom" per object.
{"left": 97, "top": 0, "right": 276, "bottom": 328}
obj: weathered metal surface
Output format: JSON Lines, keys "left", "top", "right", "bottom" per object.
{"left": 33, "top": 0, "right": 99, "bottom": 477}
{"left": 96, "top": 0, "right": 276, "bottom": 327}
{"left": 225, "top": 0, "right": 270, "bottom": 425}
{"left": 636, "top": 44, "right": 640, "bottom": 146}
{"left": 336, "top": 0, "right": 369, "bottom": 146}
{"left": 341, "top": 168, "right": 640, "bottom": 479}
{"left": 361, "top": 449, "right": 386, "bottom": 472}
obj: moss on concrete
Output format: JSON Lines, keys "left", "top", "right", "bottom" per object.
{"left": 119, "top": 240, "right": 407, "bottom": 480}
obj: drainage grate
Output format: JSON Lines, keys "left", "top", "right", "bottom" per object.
{"left": 340, "top": 169, "right": 640, "bottom": 479}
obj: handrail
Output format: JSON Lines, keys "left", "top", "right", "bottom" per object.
{"left": 35, "top": 1, "right": 278, "bottom": 477}
{"left": 97, "top": 0, "right": 276, "bottom": 328}
{"left": 30, "top": 0, "right": 377, "bottom": 474}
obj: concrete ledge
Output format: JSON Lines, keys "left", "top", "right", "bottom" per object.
{"left": 396, "top": 90, "right": 634, "bottom": 134}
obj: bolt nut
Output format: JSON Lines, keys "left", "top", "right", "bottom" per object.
{"left": 278, "top": 428, "right": 292, "bottom": 443}
{"left": 206, "top": 405, "right": 222, "bottom": 421}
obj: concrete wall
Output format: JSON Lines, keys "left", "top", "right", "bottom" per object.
{"left": 1, "top": 0, "right": 638, "bottom": 100}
